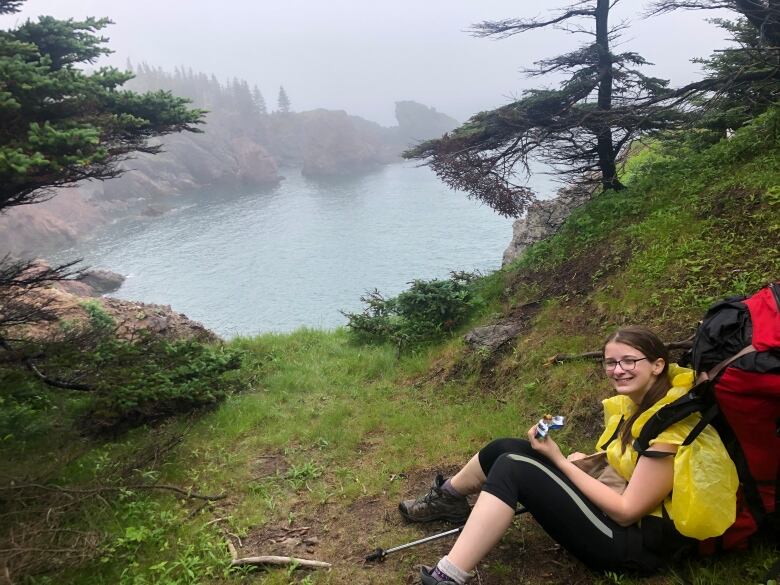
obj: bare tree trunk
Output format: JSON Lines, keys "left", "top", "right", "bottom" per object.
{"left": 595, "top": 0, "right": 624, "bottom": 191}
{"left": 735, "top": 0, "right": 780, "bottom": 46}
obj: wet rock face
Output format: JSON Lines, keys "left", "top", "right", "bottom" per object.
{"left": 0, "top": 187, "right": 107, "bottom": 257}
{"left": 502, "top": 181, "right": 597, "bottom": 266}
{"left": 20, "top": 287, "right": 219, "bottom": 343}
{"left": 78, "top": 269, "right": 125, "bottom": 294}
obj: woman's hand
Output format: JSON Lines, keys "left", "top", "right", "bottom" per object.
{"left": 567, "top": 452, "right": 587, "bottom": 462}
{"left": 527, "top": 425, "right": 565, "bottom": 464}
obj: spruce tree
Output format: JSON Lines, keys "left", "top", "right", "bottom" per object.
{"left": 0, "top": 1, "right": 203, "bottom": 211}
{"left": 404, "top": 0, "right": 678, "bottom": 216}
{"left": 277, "top": 85, "right": 291, "bottom": 114}
{"left": 252, "top": 85, "right": 267, "bottom": 116}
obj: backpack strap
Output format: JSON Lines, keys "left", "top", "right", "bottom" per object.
{"left": 635, "top": 344, "right": 756, "bottom": 457}
{"left": 697, "top": 344, "right": 757, "bottom": 383}
{"left": 634, "top": 391, "right": 707, "bottom": 456}
{"left": 681, "top": 403, "right": 720, "bottom": 446}
{"left": 598, "top": 416, "right": 623, "bottom": 451}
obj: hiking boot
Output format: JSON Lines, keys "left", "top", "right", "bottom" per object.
{"left": 420, "top": 566, "right": 457, "bottom": 584}
{"left": 399, "top": 474, "right": 471, "bottom": 523}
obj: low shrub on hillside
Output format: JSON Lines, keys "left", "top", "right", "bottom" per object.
{"left": 76, "top": 338, "right": 243, "bottom": 435}
{"left": 1, "top": 300, "right": 243, "bottom": 437}
{"left": 342, "top": 272, "right": 482, "bottom": 348}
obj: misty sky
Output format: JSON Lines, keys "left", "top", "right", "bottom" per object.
{"left": 6, "top": 1, "right": 732, "bottom": 126}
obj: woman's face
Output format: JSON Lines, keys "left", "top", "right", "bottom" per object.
{"left": 603, "top": 341, "right": 665, "bottom": 404}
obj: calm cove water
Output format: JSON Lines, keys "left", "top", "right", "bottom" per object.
{"left": 55, "top": 164, "right": 519, "bottom": 337}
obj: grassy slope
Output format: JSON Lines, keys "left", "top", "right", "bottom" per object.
{"left": 3, "top": 110, "right": 779, "bottom": 584}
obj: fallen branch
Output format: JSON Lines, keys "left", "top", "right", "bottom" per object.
{"left": 0, "top": 483, "right": 226, "bottom": 501}
{"left": 0, "top": 337, "right": 93, "bottom": 392}
{"left": 545, "top": 338, "right": 694, "bottom": 366}
{"left": 204, "top": 516, "right": 230, "bottom": 528}
{"left": 230, "top": 555, "right": 331, "bottom": 570}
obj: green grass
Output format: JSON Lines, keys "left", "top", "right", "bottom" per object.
{"left": 2, "top": 109, "right": 779, "bottom": 584}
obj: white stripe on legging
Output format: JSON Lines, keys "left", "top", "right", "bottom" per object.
{"left": 506, "top": 454, "right": 614, "bottom": 539}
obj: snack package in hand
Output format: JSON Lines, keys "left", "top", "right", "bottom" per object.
{"left": 535, "top": 414, "right": 566, "bottom": 439}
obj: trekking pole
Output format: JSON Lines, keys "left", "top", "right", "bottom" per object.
{"left": 365, "top": 526, "right": 463, "bottom": 562}
{"left": 365, "top": 506, "right": 527, "bottom": 562}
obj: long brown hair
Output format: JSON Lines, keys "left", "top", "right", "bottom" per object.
{"left": 603, "top": 327, "right": 671, "bottom": 450}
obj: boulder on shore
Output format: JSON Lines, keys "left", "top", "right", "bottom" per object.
{"left": 78, "top": 269, "right": 125, "bottom": 295}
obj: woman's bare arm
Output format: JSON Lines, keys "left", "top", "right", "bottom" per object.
{"left": 528, "top": 426, "right": 676, "bottom": 526}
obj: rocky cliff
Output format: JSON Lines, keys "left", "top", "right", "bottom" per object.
{"left": 0, "top": 123, "right": 281, "bottom": 256}
{"left": 502, "top": 181, "right": 597, "bottom": 266}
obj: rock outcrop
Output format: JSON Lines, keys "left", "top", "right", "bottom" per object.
{"left": 99, "top": 297, "right": 218, "bottom": 343}
{"left": 99, "top": 130, "right": 281, "bottom": 202}
{"left": 0, "top": 186, "right": 109, "bottom": 256}
{"left": 23, "top": 282, "right": 217, "bottom": 344}
{"left": 464, "top": 320, "right": 528, "bottom": 352}
{"left": 259, "top": 109, "right": 399, "bottom": 178}
{"left": 502, "top": 181, "right": 597, "bottom": 266}
{"left": 13, "top": 260, "right": 212, "bottom": 342}
{"left": 394, "top": 101, "right": 459, "bottom": 147}
{"left": 78, "top": 269, "right": 125, "bottom": 294}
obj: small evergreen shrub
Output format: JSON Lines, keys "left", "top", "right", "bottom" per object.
{"left": 80, "top": 299, "right": 116, "bottom": 335}
{"left": 343, "top": 272, "right": 481, "bottom": 348}
{"left": 77, "top": 338, "right": 243, "bottom": 434}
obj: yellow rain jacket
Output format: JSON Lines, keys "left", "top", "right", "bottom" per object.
{"left": 595, "top": 364, "right": 738, "bottom": 539}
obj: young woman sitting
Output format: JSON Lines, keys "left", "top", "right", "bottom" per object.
{"left": 398, "top": 327, "right": 737, "bottom": 584}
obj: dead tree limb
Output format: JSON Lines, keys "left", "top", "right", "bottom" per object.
{"left": 545, "top": 337, "right": 694, "bottom": 366}
{"left": 230, "top": 555, "right": 331, "bottom": 570}
{"left": 0, "top": 483, "right": 226, "bottom": 502}
{"left": 0, "top": 338, "right": 94, "bottom": 392}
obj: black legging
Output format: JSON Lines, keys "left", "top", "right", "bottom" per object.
{"left": 478, "top": 438, "right": 691, "bottom": 573}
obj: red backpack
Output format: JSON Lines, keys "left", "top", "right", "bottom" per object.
{"left": 636, "top": 282, "right": 780, "bottom": 553}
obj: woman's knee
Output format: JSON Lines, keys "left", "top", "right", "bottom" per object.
{"left": 481, "top": 452, "right": 528, "bottom": 509}
{"left": 478, "top": 438, "right": 533, "bottom": 475}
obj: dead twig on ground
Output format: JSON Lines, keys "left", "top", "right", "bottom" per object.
{"left": 230, "top": 555, "right": 331, "bottom": 570}
{"left": 0, "top": 483, "right": 226, "bottom": 501}
{"left": 204, "top": 516, "right": 230, "bottom": 528}
{"left": 226, "top": 532, "right": 242, "bottom": 547}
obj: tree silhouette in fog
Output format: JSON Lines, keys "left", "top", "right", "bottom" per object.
{"left": 277, "top": 86, "right": 292, "bottom": 114}
{"left": 405, "top": 0, "right": 780, "bottom": 218}
{"left": 253, "top": 85, "right": 268, "bottom": 116}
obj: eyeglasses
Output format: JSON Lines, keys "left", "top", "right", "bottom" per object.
{"left": 602, "top": 357, "right": 648, "bottom": 371}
